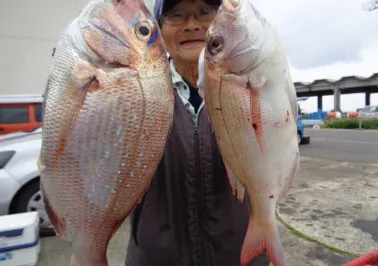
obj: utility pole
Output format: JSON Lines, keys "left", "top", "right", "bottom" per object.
{"left": 363, "top": 0, "right": 378, "bottom": 11}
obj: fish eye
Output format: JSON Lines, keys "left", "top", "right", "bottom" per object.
{"left": 208, "top": 36, "right": 224, "bottom": 54}
{"left": 139, "top": 26, "right": 150, "bottom": 36}
{"left": 135, "top": 21, "right": 152, "bottom": 40}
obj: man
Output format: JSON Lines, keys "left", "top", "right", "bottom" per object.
{"left": 125, "top": 0, "right": 270, "bottom": 265}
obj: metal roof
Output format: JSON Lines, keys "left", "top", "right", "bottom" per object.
{"left": 294, "top": 72, "right": 378, "bottom": 87}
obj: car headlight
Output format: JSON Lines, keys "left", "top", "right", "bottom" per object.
{"left": 0, "top": 151, "right": 15, "bottom": 169}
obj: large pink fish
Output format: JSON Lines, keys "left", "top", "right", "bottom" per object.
{"left": 37, "top": 0, "right": 174, "bottom": 265}
{"left": 197, "top": 0, "right": 300, "bottom": 265}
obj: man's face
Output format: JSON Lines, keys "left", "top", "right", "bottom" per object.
{"left": 160, "top": 0, "right": 218, "bottom": 64}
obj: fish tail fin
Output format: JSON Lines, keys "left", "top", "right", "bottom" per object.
{"left": 241, "top": 217, "right": 286, "bottom": 266}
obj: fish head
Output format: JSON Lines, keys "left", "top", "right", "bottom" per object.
{"left": 78, "top": 0, "right": 167, "bottom": 75}
{"left": 202, "top": 0, "right": 270, "bottom": 77}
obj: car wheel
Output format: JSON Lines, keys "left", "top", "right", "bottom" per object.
{"left": 297, "top": 132, "right": 302, "bottom": 145}
{"left": 11, "top": 179, "right": 56, "bottom": 237}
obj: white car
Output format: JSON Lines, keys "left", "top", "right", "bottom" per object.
{"left": 0, "top": 128, "right": 54, "bottom": 236}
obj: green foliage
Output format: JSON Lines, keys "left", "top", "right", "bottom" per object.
{"left": 324, "top": 119, "right": 378, "bottom": 129}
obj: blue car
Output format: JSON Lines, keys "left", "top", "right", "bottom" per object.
{"left": 296, "top": 115, "right": 310, "bottom": 145}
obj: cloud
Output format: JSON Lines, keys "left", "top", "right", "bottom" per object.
{"left": 253, "top": 0, "right": 378, "bottom": 81}
{"left": 289, "top": 41, "right": 378, "bottom": 82}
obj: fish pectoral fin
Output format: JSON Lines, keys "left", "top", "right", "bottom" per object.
{"left": 69, "top": 65, "right": 98, "bottom": 90}
{"left": 248, "top": 74, "right": 267, "bottom": 90}
{"left": 221, "top": 74, "right": 248, "bottom": 87}
{"left": 224, "top": 163, "right": 245, "bottom": 203}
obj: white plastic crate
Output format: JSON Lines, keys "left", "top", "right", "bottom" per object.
{"left": 0, "top": 212, "right": 40, "bottom": 266}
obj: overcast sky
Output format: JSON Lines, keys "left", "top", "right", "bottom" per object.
{"left": 251, "top": 0, "right": 378, "bottom": 112}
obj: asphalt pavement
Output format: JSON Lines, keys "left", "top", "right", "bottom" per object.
{"left": 300, "top": 128, "right": 378, "bottom": 164}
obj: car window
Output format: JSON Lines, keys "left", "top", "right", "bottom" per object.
{"left": 34, "top": 105, "right": 43, "bottom": 122}
{"left": 0, "top": 106, "right": 30, "bottom": 124}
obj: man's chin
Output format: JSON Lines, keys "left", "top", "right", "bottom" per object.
{"left": 179, "top": 49, "right": 203, "bottom": 63}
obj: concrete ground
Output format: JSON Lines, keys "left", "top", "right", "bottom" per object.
{"left": 36, "top": 157, "right": 378, "bottom": 266}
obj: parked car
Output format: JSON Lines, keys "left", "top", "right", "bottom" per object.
{"left": 0, "top": 95, "right": 43, "bottom": 135}
{"left": 0, "top": 127, "right": 54, "bottom": 236}
{"left": 296, "top": 104, "right": 310, "bottom": 145}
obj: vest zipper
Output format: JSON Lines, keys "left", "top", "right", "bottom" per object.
{"left": 193, "top": 103, "right": 207, "bottom": 266}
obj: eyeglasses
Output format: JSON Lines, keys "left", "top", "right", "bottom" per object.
{"left": 161, "top": 4, "right": 218, "bottom": 26}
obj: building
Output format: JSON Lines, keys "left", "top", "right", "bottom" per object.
{"left": 0, "top": 0, "right": 155, "bottom": 97}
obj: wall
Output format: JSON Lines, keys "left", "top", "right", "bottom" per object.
{"left": 0, "top": 0, "right": 155, "bottom": 96}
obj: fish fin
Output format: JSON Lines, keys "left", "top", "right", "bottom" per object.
{"left": 110, "top": 216, "right": 128, "bottom": 240}
{"left": 224, "top": 163, "right": 236, "bottom": 195}
{"left": 37, "top": 153, "right": 46, "bottom": 173}
{"left": 40, "top": 184, "right": 68, "bottom": 239}
{"left": 224, "top": 163, "right": 245, "bottom": 202}
{"left": 197, "top": 47, "right": 207, "bottom": 99}
{"left": 241, "top": 217, "right": 286, "bottom": 266}
{"left": 53, "top": 67, "right": 98, "bottom": 162}
{"left": 222, "top": 74, "right": 249, "bottom": 86}
{"left": 70, "top": 68, "right": 97, "bottom": 90}
{"left": 280, "top": 151, "right": 300, "bottom": 198}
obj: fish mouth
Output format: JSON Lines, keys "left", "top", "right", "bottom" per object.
{"left": 221, "top": 0, "right": 243, "bottom": 13}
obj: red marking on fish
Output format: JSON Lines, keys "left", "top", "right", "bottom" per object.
{"left": 269, "top": 195, "right": 274, "bottom": 199}
{"left": 250, "top": 87, "right": 264, "bottom": 152}
{"left": 285, "top": 110, "right": 289, "bottom": 123}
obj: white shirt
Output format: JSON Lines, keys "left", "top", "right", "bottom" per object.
{"left": 169, "top": 59, "right": 205, "bottom": 124}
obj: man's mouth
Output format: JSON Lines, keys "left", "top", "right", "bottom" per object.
{"left": 180, "top": 39, "right": 205, "bottom": 45}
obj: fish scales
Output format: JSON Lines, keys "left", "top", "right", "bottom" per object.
{"left": 38, "top": 0, "right": 174, "bottom": 265}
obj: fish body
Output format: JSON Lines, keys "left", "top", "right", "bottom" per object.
{"left": 38, "top": 0, "right": 174, "bottom": 265}
{"left": 197, "top": 0, "right": 300, "bottom": 265}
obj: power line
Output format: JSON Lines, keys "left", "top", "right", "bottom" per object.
{"left": 363, "top": 0, "right": 378, "bottom": 11}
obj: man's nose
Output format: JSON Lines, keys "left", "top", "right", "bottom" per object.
{"left": 184, "top": 15, "right": 201, "bottom": 31}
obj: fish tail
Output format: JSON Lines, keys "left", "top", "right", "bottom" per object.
{"left": 241, "top": 217, "right": 286, "bottom": 266}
